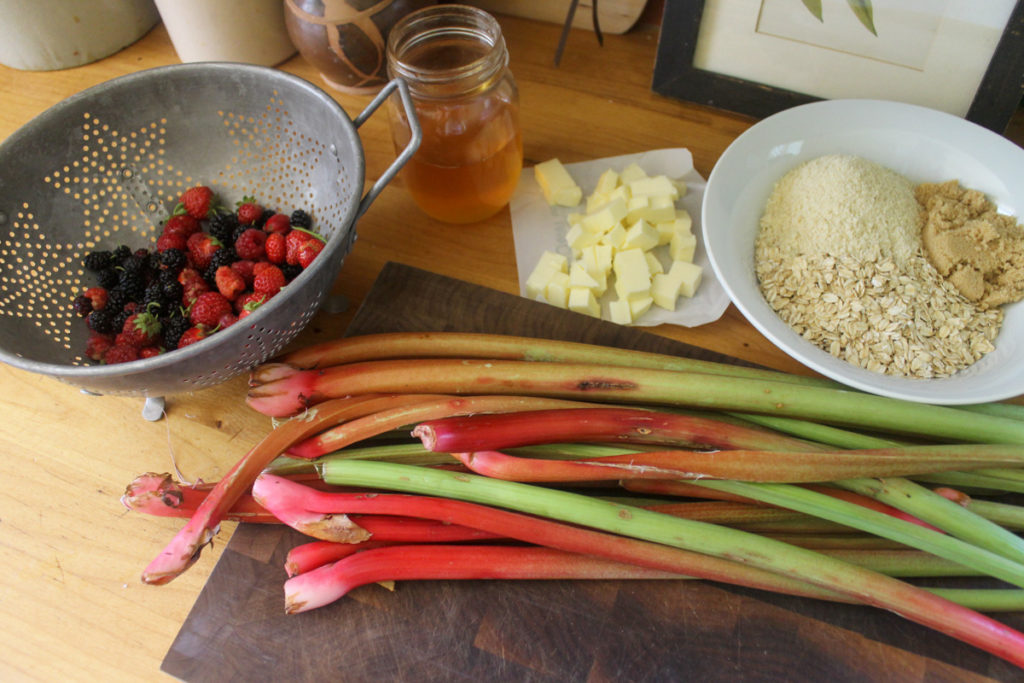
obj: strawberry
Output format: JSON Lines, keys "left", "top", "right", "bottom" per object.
{"left": 230, "top": 259, "right": 256, "bottom": 286}
{"left": 217, "top": 311, "right": 238, "bottom": 329}
{"left": 214, "top": 265, "right": 246, "bottom": 301}
{"left": 297, "top": 238, "right": 324, "bottom": 268}
{"left": 264, "top": 232, "right": 286, "bottom": 264}
{"left": 189, "top": 291, "right": 233, "bottom": 328}
{"left": 236, "top": 197, "right": 263, "bottom": 225}
{"left": 85, "top": 332, "right": 115, "bottom": 361}
{"left": 285, "top": 229, "right": 312, "bottom": 266}
{"left": 104, "top": 343, "right": 140, "bottom": 365}
{"left": 139, "top": 346, "right": 163, "bottom": 359}
{"left": 263, "top": 213, "right": 291, "bottom": 234}
{"left": 178, "top": 267, "right": 210, "bottom": 308}
{"left": 119, "top": 308, "right": 162, "bottom": 348}
{"left": 252, "top": 263, "right": 286, "bottom": 298}
{"left": 156, "top": 231, "right": 187, "bottom": 253}
{"left": 177, "top": 325, "right": 210, "bottom": 347}
{"left": 186, "top": 231, "right": 221, "bottom": 270}
{"left": 234, "top": 228, "right": 266, "bottom": 260}
{"left": 235, "top": 291, "right": 266, "bottom": 317}
{"left": 162, "top": 214, "right": 200, "bottom": 239}
{"left": 179, "top": 185, "right": 215, "bottom": 220}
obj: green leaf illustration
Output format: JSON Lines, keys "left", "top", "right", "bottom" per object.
{"left": 801, "top": 0, "right": 824, "bottom": 22}
{"left": 848, "top": 0, "right": 878, "bottom": 35}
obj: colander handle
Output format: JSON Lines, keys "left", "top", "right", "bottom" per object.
{"left": 352, "top": 79, "right": 421, "bottom": 219}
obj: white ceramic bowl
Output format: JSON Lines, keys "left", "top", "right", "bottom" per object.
{"left": 702, "top": 99, "right": 1024, "bottom": 405}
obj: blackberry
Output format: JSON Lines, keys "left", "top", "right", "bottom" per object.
{"left": 118, "top": 270, "right": 146, "bottom": 303}
{"left": 72, "top": 294, "right": 93, "bottom": 317}
{"left": 162, "top": 315, "right": 192, "bottom": 350}
{"left": 144, "top": 282, "right": 165, "bottom": 308}
{"left": 160, "top": 248, "right": 187, "bottom": 274}
{"left": 97, "top": 268, "right": 119, "bottom": 290}
{"left": 105, "top": 287, "right": 130, "bottom": 314}
{"left": 281, "top": 264, "right": 303, "bottom": 282}
{"left": 255, "top": 208, "right": 274, "bottom": 229}
{"left": 146, "top": 251, "right": 163, "bottom": 274}
{"left": 203, "top": 247, "right": 237, "bottom": 283}
{"left": 86, "top": 309, "right": 116, "bottom": 334}
{"left": 290, "top": 209, "right": 312, "bottom": 229}
{"left": 112, "top": 307, "right": 132, "bottom": 334}
{"left": 83, "top": 250, "right": 113, "bottom": 272}
{"left": 111, "top": 244, "right": 132, "bottom": 264}
{"left": 209, "top": 212, "right": 239, "bottom": 244}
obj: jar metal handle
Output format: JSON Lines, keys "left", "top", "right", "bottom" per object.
{"left": 352, "top": 78, "right": 421, "bottom": 219}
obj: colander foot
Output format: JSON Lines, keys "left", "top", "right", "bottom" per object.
{"left": 142, "top": 396, "right": 166, "bottom": 422}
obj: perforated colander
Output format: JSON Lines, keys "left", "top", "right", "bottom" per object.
{"left": 0, "top": 63, "right": 419, "bottom": 405}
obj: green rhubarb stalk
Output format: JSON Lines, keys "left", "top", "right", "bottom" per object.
{"left": 246, "top": 358, "right": 1024, "bottom": 446}
{"left": 913, "top": 472, "right": 1024, "bottom": 495}
{"left": 726, "top": 412, "right": 902, "bottom": 449}
{"left": 318, "top": 460, "right": 1024, "bottom": 666}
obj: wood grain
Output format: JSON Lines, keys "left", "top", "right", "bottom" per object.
{"left": 163, "top": 263, "right": 1023, "bottom": 682}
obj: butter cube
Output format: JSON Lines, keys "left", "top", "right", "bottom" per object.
{"left": 544, "top": 271, "right": 571, "bottom": 308}
{"left": 581, "top": 244, "right": 613, "bottom": 279}
{"left": 660, "top": 259, "right": 703, "bottom": 298}
{"left": 644, "top": 195, "right": 678, "bottom": 224}
{"left": 644, "top": 250, "right": 664, "bottom": 275}
{"left": 625, "top": 196, "right": 649, "bottom": 225}
{"left": 629, "top": 295, "right": 653, "bottom": 319}
{"left": 582, "top": 198, "right": 628, "bottom": 233}
{"left": 566, "top": 222, "right": 602, "bottom": 252}
{"left": 568, "top": 261, "right": 601, "bottom": 292}
{"left": 594, "top": 168, "right": 620, "bottom": 195}
{"left": 622, "top": 219, "right": 660, "bottom": 251}
{"left": 525, "top": 250, "right": 568, "bottom": 299}
{"left": 628, "top": 174, "right": 679, "bottom": 200}
{"left": 608, "top": 297, "right": 633, "bottom": 325}
{"left": 534, "top": 159, "right": 582, "bottom": 207}
{"left": 600, "top": 222, "right": 627, "bottom": 250}
{"left": 613, "top": 248, "right": 651, "bottom": 300}
{"left": 619, "top": 162, "right": 648, "bottom": 184}
{"left": 586, "top": 192, "right": 609, "bottom": 215}
{"left": 656, "top": 212, "right": 692, "bottom": 246}
{"left": 568, "top": 287, "right": 600, "bottom": 318}
{"left": 670, "top": 231, "right": 697, "bottom": 263}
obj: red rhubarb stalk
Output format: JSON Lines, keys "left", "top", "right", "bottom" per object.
{"left": 285, "top": 395, "right": 603, "bottom": 459}
{"left": 139, "top": 394, "right": 442, "bottom": 585}
{"left": 121, "top": 472, "right": 279, "bottom": 524}
{"left": 413, "top": 407, "right": 815, "bottom": 453}
{"left": 285, "top": 540, "right": 394, "bottom": 577}
{"left": 244, "top": 358, "right": 1024, "bottom": 446}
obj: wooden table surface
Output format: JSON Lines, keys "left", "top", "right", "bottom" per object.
{"left": 0, "top": 14, "right": 1021, "bottom": 681}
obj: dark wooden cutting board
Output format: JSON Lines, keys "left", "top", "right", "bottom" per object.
{"left": 162, "top": 262, "right": 1023, "bottom": 682}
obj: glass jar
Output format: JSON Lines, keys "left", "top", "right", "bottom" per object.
{"left": 386, "top": 4, "right": 522, "bottom": 224}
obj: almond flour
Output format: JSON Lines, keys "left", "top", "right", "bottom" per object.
{"left": 755, "top": 154, "right": 1002, "bottom": 379}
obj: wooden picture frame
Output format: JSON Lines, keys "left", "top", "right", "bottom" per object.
{"left": 652, "top": 0, "right": 1024, "bottom": 134}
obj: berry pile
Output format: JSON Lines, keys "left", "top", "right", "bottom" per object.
{"left": 73, "top": 186, "right": 325, "bottom": 365}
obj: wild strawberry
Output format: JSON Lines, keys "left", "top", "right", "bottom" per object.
{"left": 235, "top": 291, "right": 266, "bottom": 317}
{"left": 178, "top": 267, "right": 209, "bottom": 307}
{"left": 186, "top": 231, "right": 221, "bottom": 270}
{"left": 218, "top": 311, "right": 238, "bottom": 329}
{"left": 297, "top": 238, "right": 324, "bottom": 268}
{"left": 104, "top": 343, "right": 140, "bottom": 365}
{"left": 233, "top": 228, "right": 266, "bottom": 260}
{"left": 85, "top": 332, "right": 114, "bottom": 361}
{"left": 119, "top": 308, "right": 162, "bottom": 348}
{"left": 230, "top": 259, "right": 256, "bottom": 286}
{"left": 263, "top": 213, "right": 291, "bottom": 234}
{"left": 139, "top": 346, "right": 162, "bottom": 359}
{"left": 214, "top": 265, "right": 246, "bottom": 301}
{"left": 179, "top": 185, "right": 215, "bottom": 220}
{"left": 253, "top": 263, "right": 286, "bottom": 298}
{"left": 285, "top": 229, "right": 312, "bottom": 265}
{"left": 264, "top": 232, "right": 286, "bottom": 264}
{"left": 189, "top": 291, "right": 233, "bottom": 328}
{"left": 236, "top": 197, "right": 263, "bottom": 225}
{"left": 156, "top": 231, "right": 188, "bottom": 253}
{"left": 177, "top": 325, "right": 210, "bottom": 347}
{"left": 162, "top": 214, "right": 201, "bottom": 239}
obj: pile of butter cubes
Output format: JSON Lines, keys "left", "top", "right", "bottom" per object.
{"left": 525, "top": 158, "right": 703, "bottom": 325}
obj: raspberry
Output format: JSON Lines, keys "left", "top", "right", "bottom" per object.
{"left": 263, "top": 213, "right": 291, "bottom": 234}
{"left": 252, "top": 263, "right": 286, "bottom": 298}
{"left": 214, "top": 265, "right": 246, "bottom": 301}
{"left": 179, "top": 185, "right": 215, "bottom": 220}
{"left": 234, "top": 228, "right": 267, "bottom": 260}
{"left": 189, "top": 291, "right": 233, "bottom": 328}
{"left": 230, "top": 259, "right": 256, "bottom": 286}
{"left": 104, "top": 343, "right": 140, "bottom": 365}
{"left": 265, "top": 232, "right": 286, "bottom": 264}
{"left": 85, "top": 333, "right": 114, "bottom": 361}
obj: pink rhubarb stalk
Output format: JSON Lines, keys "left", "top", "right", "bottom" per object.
{"left": 413, "top": 407, "right": 815, "bottom": 453}
{"left": 140, "top": 394, "right": 444, "bottom": 585}
{"left": 285, "top": 540, "right": 394, "bottom": 577}
{"left": 122, "top": 472, "right": 279, "bottom": 524}
{"left": 283, "top": 544, "right": 687, "bottom": 613}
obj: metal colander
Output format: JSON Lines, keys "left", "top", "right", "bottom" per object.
{"left": 0, "top": 63, "right": 418, "bottom": 403}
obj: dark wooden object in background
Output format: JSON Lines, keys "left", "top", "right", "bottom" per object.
{"left": 163, "top": 262, "right": 1023, "bottom": 682}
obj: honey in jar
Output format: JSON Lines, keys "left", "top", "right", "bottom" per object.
{"left": 386, "top": 4, "right": 522, "bottom": 224}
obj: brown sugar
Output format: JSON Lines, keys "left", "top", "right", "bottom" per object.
{"left": 917, "top": 180, "right": 1024, "bottom": 308}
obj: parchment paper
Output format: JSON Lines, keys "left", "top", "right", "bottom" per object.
{"left": 510, "top": 148, "right": 730, "bottom": 327}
